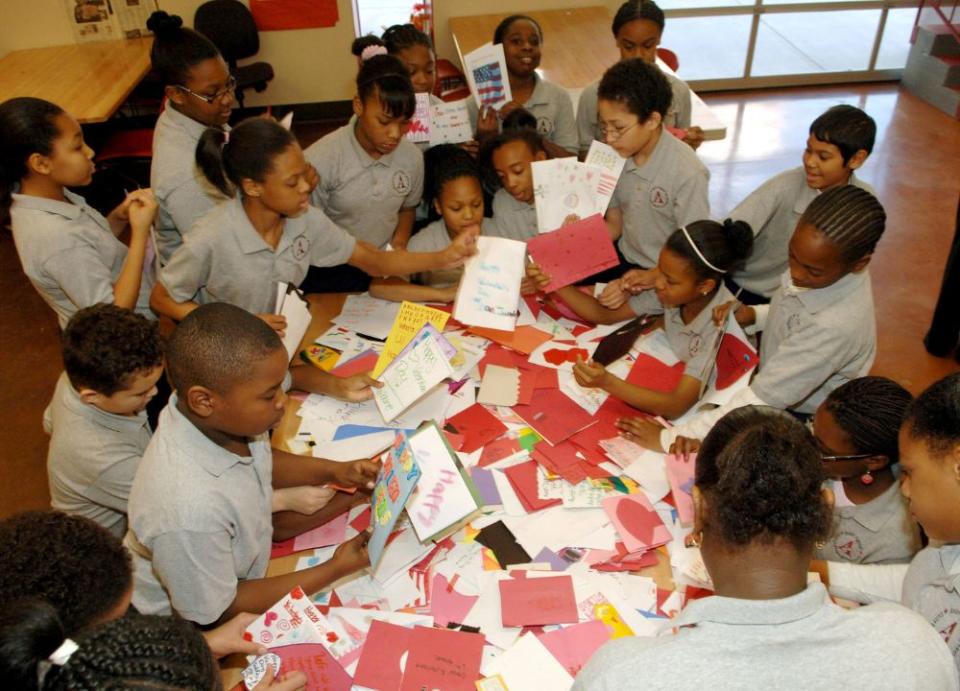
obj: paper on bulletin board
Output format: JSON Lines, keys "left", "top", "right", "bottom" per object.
{"left": 373, "top": 301, "right": 450, "bottom": 377}
{"left": 249, "top": 0, "right": 339, "bottom": 31}
{"left": 453, "top": 237, "right": 526, "bottom": 332}
{"left": 463, "top": 42, "right": 512, "bottom": 111}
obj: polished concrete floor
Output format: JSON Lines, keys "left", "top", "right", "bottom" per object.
{"left": 1, "top": 82, "right": 957, "bottom": 519}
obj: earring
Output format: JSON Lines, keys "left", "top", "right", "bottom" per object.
{"left": 860, "top": 469, "right": 874, "bottom": 486}
{"left": 685, "top": 531, "right": 703, "bottom": 548}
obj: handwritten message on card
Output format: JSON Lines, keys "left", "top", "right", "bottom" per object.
{"left": 373, "top": 333, "right": 454, "bottom": 422}
{"left": 373, "top": 301, "right": 450, "bottom": 377}
{"left": 430, "top": 100, "right": 474, "bottom": 145}
{"left": 453, "top": 236, "right": 526, "bottom": 331}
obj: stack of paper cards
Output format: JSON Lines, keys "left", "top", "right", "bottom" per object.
{"left": 463, "top": 42, "right": 512, "bottom": 110}
{"left": 373, "top": 301, "right": 450, "bottom": 377}
{"left": 369, "top": 433, "right": 422, "bottom": 567}
{"left": 584, "top": 140, "right": 628, "bottom": 214}
{"left": 373, "top": 331, "right": 455, "bottom": 422}
{"left": 275, "top": 283, "right": 312, "bottom": 362}
{"left": 431, "top": 100, "right": 473, "bottom": 145}
{"left": 531, "top": 158, "right": 607, "bottom": 233}
{"left": 406, "top": 92, "right": 431, "bottom": 143}
{"left": 526, "top": 214, "right": 619, "bottom": 292}
{"left": 453, "top": 236, "right": 526, "bottom": 331}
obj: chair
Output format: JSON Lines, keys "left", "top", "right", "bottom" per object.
{"left": 434, "top": 58, "right": 471, "bottom": 103}
{"left": 657, "top": 47, "right": 680, "bottom": 73}
{"left": 194, "top": 0, "right": 274, "bottom": 108}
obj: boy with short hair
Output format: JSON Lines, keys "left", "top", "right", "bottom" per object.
{"left": 127, "top": 303, "right": 375, "bottom": 626}
{"left": 728, "top": 105, "right": 877, "bottom": 303}
{"left": 46, "top": 305, "right": 163, "bottom": 538}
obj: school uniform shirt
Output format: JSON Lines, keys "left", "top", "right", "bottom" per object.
{"left": 10, "top": 190, "right": 154, "bottom": 329}
{"left": 304, "top": 122, "right": 424, "bottom": 249}
{"left": 729, "top": 168, "right": 875, "bottom": 298}
{"left": 160, "top": 197, "right": 356, "bottom": 315}
{"left": 466, "top": 74, "right": 579, "bottom": 154}
{"left": 628, "top": 284, "right": 734, "bottom": 380}
{"left": 44, "top": 372, "right": 151, "bottom": 539}
{"left": 573, "top": 582, "right": 957, "bottom": 691}
{"left": 485, "top": 188, "right": 538, "bottom": 242}
{"left": 407, "top": 217, "right": 496, "bottom": 287}
{"left": 150, "top": 106, "right": 228, "bottom": 263}
{"left": 816, "top": 468, "right": 921, "bottom": 565}
{"left": 608, "top": 129, "right": 710, "bottom": 269}
{"left": 125, "top": 396, "right": 273, "bottom": 624}
{"left": 576, "top": 73, "right": 693, "bottom": 152}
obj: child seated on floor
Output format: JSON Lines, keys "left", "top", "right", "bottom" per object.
{"left": 371, "top": 145, "right": 494, "bottom": 303}
{"left": 127, "top": 303, "right": 376, "bottom": 626}
{"left": 528, "top": 219, "right": 752, "bottom": 419}
{"left": 44, "top": 305, "right": 163, "bottom": 538}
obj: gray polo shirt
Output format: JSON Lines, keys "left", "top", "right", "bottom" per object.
{"left": 573, "top": 582, "right": 957, "bottom": 690}
{"left": 816, "top": 468, "right": 921, "bottom": 565}
{"left": 407, "top": 218, "right": 496, "bottom": 287}
{"left": 10, "top": 190, "right": 154, "bottom": 329}
{"left": 729, "top": 168, "right": 875, "bottom": 297}
{"left": 576, "top": 73, "right": 693, "bottom": 152}
{"left": 150, "top": 106, "right": 228, "bottom": 263}
{"left": 305, "top": 122, "right": 423, "bottom": 248}
{"left": 751, "top": 270, "right": 875, "bottom": 414}
{"left": 629, "top": 283, "right": 734, "bottom": 379}
{"left": 126, "top": 396, "right": 273, "bottom": 624}
{"left": 159, "top": 197, "right": 356, "bottom": 314}
{"left": 467, "top": 73, "right": 579, "bottom": 154}
{"left": 608, "top": 129, "right": 710, "bottom": 268}
{"left": 903, "top": 545, "right": 960, "bottom": 674}
{"left": 486, "top": 189, "right": 538, "bottom": 242}
{"left": 45, "top": 372, "right": 151, "bottom": 538}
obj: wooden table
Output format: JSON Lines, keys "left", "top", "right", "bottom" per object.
{"left": 449, "top": 6, "right": 727, "bottom": 141}
{"left": 0, "top": 37, "right": 153, "bottom": 123}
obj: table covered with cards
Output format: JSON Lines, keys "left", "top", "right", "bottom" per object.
{"left": 236, "top": 284, "right": 758, "bottom": 690}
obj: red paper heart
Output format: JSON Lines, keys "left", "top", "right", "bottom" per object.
{"left": 544, "top": 347, "right": 589, "bottom": 366}
{"left": 615, "top": 498, "right": 658, "bottom": 546}
{"left": 291, "top": 586, "right": 305, "bottom": 599}
{"left": 326, "top": 631, "right": 340, "bottom": 642}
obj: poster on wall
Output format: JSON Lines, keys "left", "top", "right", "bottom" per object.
{"left": 249, "top": 0, "right": 339, "bottom": 31}
{"left": 65, "top": 0, "right": 158, "bottom": 43}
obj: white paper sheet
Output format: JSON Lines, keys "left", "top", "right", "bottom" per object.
{"left": 373, "top": 335, "right": 455, "bottom": 422}
{"left": 483, "top": 633, "right": 573, "bottom": 691}
{"left": 275, "top": 283, "right": 312, "bottom": 362}
{"left": 430, "top": 100, "right": 474, "bottom": 144}
{"left": 531, "top": 158, "right": 607, "bottom": 233}
{"left": 463, "top": 42, "right": 512, "bottom": 111}
{"left": 453, "top": 237, "right": 526, "bottom": 331}
{"left": 331, "top": 294, "right": 401, "bottom": 340}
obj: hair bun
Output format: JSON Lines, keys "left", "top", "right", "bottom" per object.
{"left": 722, "top": 217, "right": 755, "bottom": 264}
{"left": 146, "top": 10, "right": 183, "bottom": 37}
{"left": 361, "top": 45, "right": 389, "bottom": 62}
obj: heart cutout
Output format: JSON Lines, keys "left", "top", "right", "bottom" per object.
{"left": 615, "top": 497, "right": 660, "bottom": 546}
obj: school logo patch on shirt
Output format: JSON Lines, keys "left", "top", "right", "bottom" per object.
{"left": 833, "top": 532, "right": 864, "bottom": 561}
{"left": 536, "top": 116, "right": 555, "bottom": 136}
{"left": 650, "top": 187, "right": 669, "bottom": 208}
{"left": 292, "top": 236, "right": 310, "bottom": 260}
{"left": 687, "top": 333, "right": 703, "bottom": 359}
{"left": 930, "top": 607, "right": 960, "bottom": 655}
{"left": 393, "top": 170, "right": 411, "bottom": 195}
{"left": 787, "top": 313, "right": 803, "bottom": 334}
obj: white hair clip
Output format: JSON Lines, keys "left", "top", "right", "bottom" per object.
{"left": 360, "top": 45, "right": 388, "bottom": 62}
{"left": 681, "top": 225, "right": 725, "bottom": 273}
{"left": 48, "top": 639, "right": 79, "bottom": 666}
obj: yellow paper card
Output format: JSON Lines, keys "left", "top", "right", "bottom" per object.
{"left": 372, "top": 301, "right": 450, "bottom": 377}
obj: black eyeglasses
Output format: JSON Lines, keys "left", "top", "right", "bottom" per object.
{"left": 176, "top": 76, "right": 237, "bottom": 105}
{"left": 806, "top": 419, "right": 876, "bottom": 463}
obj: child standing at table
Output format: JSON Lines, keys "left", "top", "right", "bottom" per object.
{"left": 1, "top": 97, "right": 158, "bottom": 329}
{"left": 618, "top": 186, "right": 887, "bottom": 451}
{"left": 371, "top": 145, "right": 493, "bottom": 302}
{"left": 45, "top": 305, "right": 162, "bottom": 538}
{"left": 302, "top": 54, "right": 424, "bottom": 292}
{"left": 595, "top": 58, "right": 710, "bottom": 293}
{"left": 577, "top": 0, "right": 701, "bottom": 156}
{"left": 127, "top": 303, "right": 377, "bottom": 625}
{"left": 480, "top": 116, "right": 547, "bottom": 242}
{"left": 727, "top": 105, "right": 876, "bottom": 304}
{"left": 147, "top": 11, "right": 239, "bottom": 263}
{"left": 529, "top": 219, "right": 753, "bottom": 419}
{"left": 469, "top": 15, "right": 578, "bottom": 158}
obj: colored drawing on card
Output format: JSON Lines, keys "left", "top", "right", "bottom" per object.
{"left": 406, "top": 92, "right": 431, "bottom": 143}
{"left": 374, "top": 301, "right": 450, "bottom": 377}
{"left": 369, "top": 433, "right": 421, "bottom": 567}
{"left": 526, "top": 214, "right": 619, "bottom": 292}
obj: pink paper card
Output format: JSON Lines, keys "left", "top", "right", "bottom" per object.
{"left": 398, "top": 626, "right": 485, "bottom": 691}
{"left": 526, "top": 214, "right": 619, "bottom": 292}
{"left": 499, "top": 575, "right": 579, "bottom": 627}
{"left": 273, "top": 643, "right": 352, "bottom": 691}
{"left": 431, "top": 573, "right": 480, "bottom": 627}
{"left": 536, "top": 620, "right": 611, "bottom": 676}
{"left": 353, "top": 620, "right": 412, "bottom": 691}
{"left": 665, "top": 452, "right": 697, "bottom": 525}
{"left": 602, "top": 493, "right": 671, "bottom": 553}
{"left": 514, "top": 389, "right": 597, "bottom": 446}
{"left": 292, "top": 512, "right": 348, "bottom": 552}
{"left": 329, "top": 349, "right": 378, "bottom": 378}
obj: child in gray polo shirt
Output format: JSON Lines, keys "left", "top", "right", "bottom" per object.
{"left": 481, "top": 124, "right": 547, "bottom": 243}
{"left": 469, "top": 15, "right": 578, "bottom": 158}
{"left": 576, "top": 0, "right": 701, "bottom": 157}
{"left": 127, "top": 304, "right": 377, "bottom": 626}
{"left": 0, "top": 97, "right": 158, "bottom": 330}
{"left": 46, "top": 306, "right": 163, "bottom": 538}
{"left": 727, "top": 105, "right": 877, "bottom": 303}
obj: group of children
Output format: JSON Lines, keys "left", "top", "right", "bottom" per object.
{"left": 1, "top": 0, "right": 958, "bottom": 686}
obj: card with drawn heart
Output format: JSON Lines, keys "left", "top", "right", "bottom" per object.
{"left": 243, "top": 586, "right": 328, "bottom": 649}
{"left": 602, "top": 493, "right": 672, "bottom": 553}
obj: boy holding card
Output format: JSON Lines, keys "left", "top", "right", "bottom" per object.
{"left": 127, "top": 304, "right": 374, "bottom": 625}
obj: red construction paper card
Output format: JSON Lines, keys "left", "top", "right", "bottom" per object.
{"left": 533, "top": 367, "right": 559, "bottom": 389}
{"left": 534, "top": 441, "right": 582, "bottom": 470}
{"left": 626, "top": 353, "right": 686, "bottom": 392}
{"left": 398, "top": 626, "right": 484, "bottom": 691}
{"left": 537, "top": 620, "right": 611, "bottom": 676}
{"left": 479, "top": 437, "right": 522, "bottom": 467}
{"left": 349, "top": 506, "right": 371, "bottom": 533}
{"left": 431, "top": 573, "right": 479, "bottom": 627}
{"left": 353, "top": 620, "right": 411, "bottom": 691}
{"left": 467, "top": 325, "right": 553, "bottom": 355}
{"left": 603, "top": 493, "right": 672, "bottom": 553}
{"left": 514, "top": 389, "right": 597, "bottom": 446}
{"left": 526, "top": 215, "right": 619, "bottom": 292}
{"left": 504, "top": 461, "right": 562, "bottom": 512}
{"left": 273, "top": 643, "right": 351, "bottom": 691}
{"left": 499, "top": 575, "right": 579, "bottom": 627}
{"left": 445, "top": 403, "right": 508, "bottom": 454}
{"left": 716, "top": 333, "right": 757, "bottom": 389}
{"left": 478, "top": 344, "right": 532, "bottom": 376}
{"left": 665, "top": 452, "right": 697, "bottom": 525}
{"left": 444, "top": 431, "right": 466, "bottom": 451}
{"left": 329, "top": 350, "right": 378, "bottom": 378}
{"left": 517, "top": 370, "right": 536, "bottom": 405}
{"left": 270, "top": 538, "right": 296, "bottom": 559}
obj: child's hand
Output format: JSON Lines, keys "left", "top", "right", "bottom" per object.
{"left": 615, "top": 416, "right": 666, "bottom": 451}
{"left": 476, "top": 107, "right": 499, "bottom": 140}
{"left": 125, "top": 188, "right": 159, "bottom": 231}
{"left": 620, "top": 268, "right": 657, "bottom": 294}
{"left": 304, "top": 164, "right": 320, "bottom": 194}
{"left": 562, "top": 214, "right": 581, "bottom": 227}
{"left": 526, "top": 262, "right": 552, "bottom": 293}
{"left": 258, "top": 313, "right": 287, "bottom": 336}
{"left": 713, "top": 301, "right": 755, "bottom": 328}
{"left": 443, "top": 228, "right": 479, "bottom": 267}
{"left": 202, "top": 612, "right": 267, "bottom": 659}
{"left": 683, "top": 126, "right": 705, "bottom": 150}
{"left": 252, "top": 666, "right": 307, "bottom": 691}
{"left": 333, "top": 372, "right": 382, "bottom": 402}
{"left": 331, "top": 529, "right": 371, "bottom": 576}
{"left": 573, "top": 356, "right": 609, "bottom": 389}
{"left": 459, "top": 140, "right": 480, "bottom": 157}
{"left": 440, "top": 284, "right": 459, "bottom": 303}
{"left": 670, "top": 436, "right": 701, "bottom": 458}
{"left": 520, "top": 275, "right": 538, "bottom": 296}
{"left": 333, "top": 458, "right": 381, "bottom": 490}
{"left": 274, "top": 485, "right": 336, "bottom": 515}
{"left": 597, "top": 280, "right": 629, "bottom": 309}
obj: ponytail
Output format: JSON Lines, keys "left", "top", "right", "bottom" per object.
{"left": 196, "top": 117, "right": 296, "bottom": 198}
{"left": 664, "top": 218, "right": 754, "bottom": 282}
{"left": 0, "top": 97, "right": 64, "bottom": 231}
{"left": 0, "top": 599, "right": 65, "bottom": 691}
